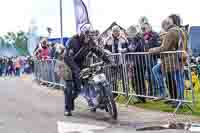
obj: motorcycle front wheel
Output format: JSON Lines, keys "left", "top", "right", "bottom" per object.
{"left": 105, "top": 96, "right": 118, "bottom": 120}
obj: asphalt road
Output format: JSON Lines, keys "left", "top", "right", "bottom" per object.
{"left": 0, "top": 75, "right": 195, "bottom": 133}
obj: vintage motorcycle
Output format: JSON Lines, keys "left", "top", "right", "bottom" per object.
{"left": 80, "top": 61, "right": 118, "bottom": 120}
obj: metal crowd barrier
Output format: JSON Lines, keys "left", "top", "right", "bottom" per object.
{"left": 34, "top": 59, "right": 65, "bottom": 87}
{"left": 122, "top": 51, "right": 194, "bottom": 113}
{"left": 33, "top": 51, "right": 195, "bottom": 113}
{"left": 103, "top": 51, "right": 194, "bottom": 113}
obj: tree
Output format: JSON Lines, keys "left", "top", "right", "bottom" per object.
{"left": 15, "top": 31, "right": 28, "bottom": 55}
{"left": 4, "top": 32, "right": 16, "bottom": 44}
{"left": 2, "top": 31, "right": 28, "bottom": 55}
{"left": 0, "top": 36, "right": 5, "bottom": 47}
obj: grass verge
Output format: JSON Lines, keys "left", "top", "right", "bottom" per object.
{"left": 116, "top": 90, "right": 200, "bottom": 117}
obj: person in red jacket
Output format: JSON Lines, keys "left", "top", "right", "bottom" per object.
{"left": 40, "top": 39, "right": 50, "bottom": 60}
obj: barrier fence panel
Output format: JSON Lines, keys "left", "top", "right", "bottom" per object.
{"left": 34, "top": 59, "right": 65, "bottom": 87}
{"left": 33, "top": 51, "right": 195, "bottom": 113}
{"left": 105, "top": 53, "right": 127, "bottom": 97}
{"left": 124, "top": 51, "right": 194, "bottom": 112}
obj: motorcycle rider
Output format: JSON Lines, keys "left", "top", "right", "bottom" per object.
{"left": 64, "top": 24, "right": 111, "bottom": 116}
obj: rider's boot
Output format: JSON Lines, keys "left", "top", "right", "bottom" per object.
{"left": 64, "top": 110, "right": 72, "bottom": 116}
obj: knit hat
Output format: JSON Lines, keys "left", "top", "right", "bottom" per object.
{"left": 126, "top": 25, "right": 138, "bottom": 38}
{"left": 112, "top": 25, "right": 120, "bottom": 33}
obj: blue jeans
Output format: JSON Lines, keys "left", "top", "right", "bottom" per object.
{"left": 152, "top": 63, "right": 165, "bottom": 97}
{"left": 145, "top": 55, "right": 157, "bottom": 96}
{"left": 64, "top": 57, "right": 81, "bottom": 93}
{"left": 174, "top": 70, "right": 184, "bottom": 99}
{"left": 64, "top": 81, "right": 74, "bottom": 112}
{"left": 166, "top": 70, "right": 184, "bottom": 100}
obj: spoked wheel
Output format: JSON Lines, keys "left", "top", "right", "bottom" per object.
{"left": 105, "top": 96, "right": 118, "bottom": 120}
{"left": 90, "top": 108, "right": 96, "bottom": 112}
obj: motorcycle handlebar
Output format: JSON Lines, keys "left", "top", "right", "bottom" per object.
{"left": 89, "top": 61, "right": 104, "bottom": 68}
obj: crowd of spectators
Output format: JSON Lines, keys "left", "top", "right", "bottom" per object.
{"left": 102, "top": 14, "right": 188, "bottom": 107}
{"left": 34, "top": 14, "right": 189, "bottom": 108}
{"left": 34, "top": 37, "right": 65, "bottom": 61}
{"left": 33, "top": 37, "right": 67, "bottom": 88}
{"left": 0, "top": 56, "right": 34, "bottom": 77}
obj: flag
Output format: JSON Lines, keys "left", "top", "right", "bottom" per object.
{"left": 73, "top": 0, "right": 91, "bottom": 33}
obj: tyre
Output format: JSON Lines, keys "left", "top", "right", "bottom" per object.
{"left": 106, "top": 96, "right": 118, "bottom": 120}
{"left": 90, "top": 108, "right": 96, "bottom": 113}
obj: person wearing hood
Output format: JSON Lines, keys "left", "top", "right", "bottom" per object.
{"left": 151, "top": 19, "right": 169, "bottom": 98}
{"left": 104, "top": 25, "right": 128, "bottom": 97}
{"left": 126, "top": 25, "right": 146, "bottom": 103}
{"left": 149, "top": 14, "right": 188, "bottom": 107}
{"left": 105, "top": 25, "right": 128, "bottom": 54}
{"left": 40, "top": 39, "right": 50, "bottom": 60}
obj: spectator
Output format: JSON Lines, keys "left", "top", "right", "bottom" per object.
{"left": 152, "top": 20, "right": 169, "bottom": 98}
{"left": 104, "top": 25, "right": 128, "bottom": 54}
{"left": 40, "top": 39, "right": 50, "bottom": 82}
{"left": 139, "top": 16, "right": 149, "bottom": 34}
{"left": 126, "top": 25, "right": 146, "bottom": 103}
{"left": 54, "top": 48, "right": 73, "bottom": 116}
{"left": 54, "top": 44, "right": 67, "bottom": 88}
{"left": 5, "top": 59, "right": 9, "bottom": 76}
{"left": 2, "top": 58, "right": 6, "bottom": 76}
{"left": 104, "top": 25, "right": 128, "bottom": 97}
{"left": 142, "top": 23, "right": 160, "bottom": 51}
{"left": 40, "top": 39, "right": 50, "bottom": 60}
{"left": 20, "top": 57, "right": 25, "bottom": 74}
{"left": 54, "top": 43, "right": 64, "bottom": 60}
{"left": 149, "top": 14, "right": 188, "bottom": 107}
{"left": 35, "top": 49, "right": 42, "bottom": 60}
{"left": 15, "top": 58, "right": 21, "bottom": 76}
{"left": 50, "top": 43, "right": 56, "bottom": 59}
{"left": 27, "top": 57, "right": 34, "bottom": 73}
{"left": 191, "top": 66, "right": 200, "bottom": 92}
{"left": 140, "top": 23, "right": 160, "bottom": 96}
{"left": 0, "top": 58, "right": 3, "bottom": 76}
{"left": 24, "top": 59, "right": 30, "bottom": 74}
{"left": 7, "top": 58, "right": 14, "bottom": 76}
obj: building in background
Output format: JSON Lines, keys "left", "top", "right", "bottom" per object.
{"left": 100, "top": 22, "right": 126, "bottom": 45}
{"left": 189, "top": 26, "right": 200, "bottom": 57}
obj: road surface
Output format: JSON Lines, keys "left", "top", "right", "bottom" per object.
{"left": 0, "top": 75, "right": 197, "bottom": 133}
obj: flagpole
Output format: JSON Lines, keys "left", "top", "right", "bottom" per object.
{"left": 73, "top": 0, "right": 79, "bottom": 33}
{"left": 59, "top": 0, "right": 63, "bottom": 45}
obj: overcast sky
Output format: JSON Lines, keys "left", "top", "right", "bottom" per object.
{"left": 0, "top": 0, "right": 200, "bottom": 37}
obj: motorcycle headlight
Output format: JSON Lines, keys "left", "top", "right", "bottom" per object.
{"left": 96, "top": 66, "right": 101, "bottom": 72}
{"left": 93, "top": 74, "right": 106, "bottom": 83}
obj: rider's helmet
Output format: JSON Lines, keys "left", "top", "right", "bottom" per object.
{"left": 80, "top": 24, "right": 98, "bottom": 45}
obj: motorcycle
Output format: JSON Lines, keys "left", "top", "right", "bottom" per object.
{"left": 80, "top": 61, "right": 118, "bottom": 120}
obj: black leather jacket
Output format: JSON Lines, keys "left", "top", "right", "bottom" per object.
{"left": 64, "top": 35, "right": 111, "bottom": 69}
